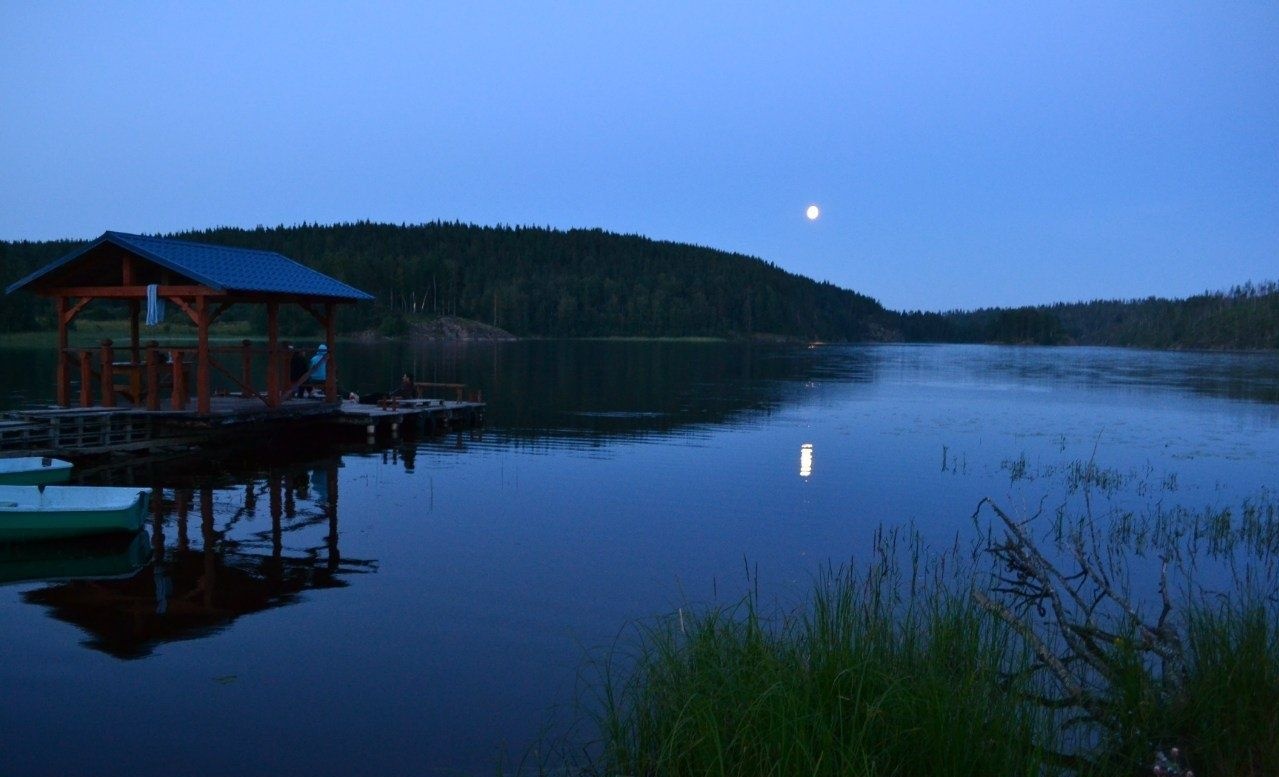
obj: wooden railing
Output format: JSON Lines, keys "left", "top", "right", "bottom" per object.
{"left": 60, "top": 339, "right": 333, "bottom": 411}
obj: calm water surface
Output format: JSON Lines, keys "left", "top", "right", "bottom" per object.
{"left": 1, "top": 341, "right": 1277, "bottom": 775}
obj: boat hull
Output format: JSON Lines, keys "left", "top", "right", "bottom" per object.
{"left": 0, "top": 486, "right": 151, "bottom": 541}
{"left": 0, "top": 530, "right": 151, "bottom": 585}
{"left": 0, "top": 457, "right": 74, "bottom": 486}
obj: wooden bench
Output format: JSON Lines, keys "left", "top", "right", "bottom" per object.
{"left": 413, "top": 382, "right": 466, "bottom": 401}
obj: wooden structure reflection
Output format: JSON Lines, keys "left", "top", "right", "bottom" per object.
{"left": 20, "top": 457, "right": 374, "bottom": 660}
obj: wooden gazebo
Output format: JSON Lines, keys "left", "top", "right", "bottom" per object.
{"left": 5, "top": 231, "right": 373, "bottom": 415}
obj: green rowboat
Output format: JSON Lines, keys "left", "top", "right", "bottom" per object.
{"left": 0, "top": 485, "right": 151, "bottom": 541}
{"left": 0, "top": 457, "right": 74, "bottom": 485}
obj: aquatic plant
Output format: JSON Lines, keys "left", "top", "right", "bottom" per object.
{"left": 572, "top": 487, "right": 1279, "bottom": 777}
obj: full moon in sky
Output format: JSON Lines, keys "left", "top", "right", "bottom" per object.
{"left": 805, "top": 204, "right": 820, "bottom": 221}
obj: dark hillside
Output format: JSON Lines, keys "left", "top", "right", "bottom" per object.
{"left": 5, "top": 223, "right": 1275, "bottom": 349}
{"left": 1, "top": 222, "right": 892, "bottom": 341}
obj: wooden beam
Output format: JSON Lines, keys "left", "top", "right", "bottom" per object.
{"left": 55, "top": 297, "right": 69, "bottom": 406}
{"left": 171, "top": 349, "right": 187, "bottom": 410}
{"left": 209, "top": 350, "right": 267, "bottom": 405}
{"left": 63, "top": 297, "right": 92, "bottom": 324}
{"left": 266, "top": 302, "right": 279, "bottom": 408}
{"left": 36, "top": 285, "right": 213, "bottom": 299}
{"left": 299, "top": 301, "right": 324, "bottom": 325}
{"left": 196, "top": 296, "right": 210, "bottom": 414}
{"left": 324, "top": 302, "right": 337, "bottom": 402}
{"left": 100, "top": 339, "right": 115, "bottom": 408}
{"left": 146, "top": 343, "right": 161, "bottom": 411}
{"left": 128, "top": 299, "right": 141, "bottom": 364}
{"left": 209, "top": 300, "right": 235, "bottom": 325}
{"left": 168, "top": 296, "right": 199, "bottom": 324}
{"left": 79, "top": 351, "right": 92, "bottom": 407}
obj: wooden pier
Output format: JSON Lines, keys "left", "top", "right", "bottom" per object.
{"left": 3, "top": 232, "right": 486, "bottom": 461}
{"left": 0, "top": 396, "right": 485, "bottom": 459}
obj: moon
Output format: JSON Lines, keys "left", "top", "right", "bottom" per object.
{"left": 805, "top": 204, "right": 820, "bottom": 221}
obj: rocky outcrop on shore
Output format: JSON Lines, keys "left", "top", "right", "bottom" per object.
{"left": 408, "top": 316, "right": 517, "bottom": 342}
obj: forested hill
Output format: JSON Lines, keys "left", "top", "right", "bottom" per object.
{"left": 0, "top": 222, "right": 892, "bottom": 341}
{"left": 899, "top": 282, "right": 1279, "bottom": 350}
{"left": 3, "top": 223, "right": 1275, "bottom": 349}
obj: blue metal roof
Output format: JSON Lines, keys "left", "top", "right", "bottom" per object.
{"left": 5, "top": 231, "right": 374, "bottom": 301}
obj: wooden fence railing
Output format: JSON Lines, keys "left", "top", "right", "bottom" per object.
{"left": 60, "top": 339, "right": 332, "bottom": 411}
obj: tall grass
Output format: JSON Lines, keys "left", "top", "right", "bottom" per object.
{"left": 1166, "top": 596, "right": 1279, "bottom": 777}
{"left": 575, "top": 478, "right": 1279, "bottom": 777}
{"left": 593, "top": 558, "right": 1053, "bottom": 777}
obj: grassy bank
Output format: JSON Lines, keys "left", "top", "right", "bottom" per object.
{"left": 595, "top": 565, "right": 1052, "bottom": 776}
{"left": 575, "top": 486, "right": 1279, "bottom": 777}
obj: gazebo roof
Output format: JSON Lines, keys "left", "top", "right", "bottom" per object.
{"left": 5, "top": 231, "right": 373, "bottom": 301}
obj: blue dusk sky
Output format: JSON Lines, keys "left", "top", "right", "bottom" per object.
{"left": 1, "top": 2, "right": 1275, "bottom": 312}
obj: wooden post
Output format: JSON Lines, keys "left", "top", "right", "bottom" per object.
{"left": 78, "top": 351, "right": 92, "bottom": 407}
{"left": 196, "top": 296, "right": 210, "bottom": 414}
{"left": 100, "top": 339, "right": 115, "bottom": 408}
{"left": 266, "top": 302, "right": 279, "bottom": 408}
{"left": 128, "top": 299, "right": 141, "bottom": 365}
{"left": 240, "top": 339, "right": 253, "bottom": 398}
{"left": 324, "top": 302, "right": 337, "bottom": 402}
{"left": 55, "top": 297, "right": 70, "bottom": 407}
{"left": 171, "top": 350, "right": 186, "bottom": 410}
{"left": 145, "top": 341, "right": 161, "bottom": 411}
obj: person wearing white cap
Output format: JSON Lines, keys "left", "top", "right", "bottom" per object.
{"left": 306, "top": 344, "right": 329, "bottom": 397}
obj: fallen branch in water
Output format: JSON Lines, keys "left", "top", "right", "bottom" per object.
{"left": 972, "top": 496, "right": 1189, "bottom": 769}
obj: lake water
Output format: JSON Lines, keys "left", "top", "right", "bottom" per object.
{"left": 1, "top": 341, "right": 1277, "bottom": 775}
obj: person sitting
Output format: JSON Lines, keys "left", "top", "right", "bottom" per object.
{"left": 392, "top": 372, "right": 416, "bottom": 399}
{"left": 305, "top": 344, "right": 328, "bottom": 397}
{"left": 358, "top": 372, "right": 417, "bottom": 406}
{"left": 287, "top": 343, "right": 307, "bottom": 398}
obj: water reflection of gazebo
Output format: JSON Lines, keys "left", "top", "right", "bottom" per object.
{"left": 4, "top": 231, "right": 373, "bottom": 414}
{"left": 20, "top": 458, "right": 376, "bottom": 660}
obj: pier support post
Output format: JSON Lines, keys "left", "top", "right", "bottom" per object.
{"left": 324, "top": 302, "right": 337, "bottom": 403}
{"left": 240, "top": 339, "right": 253, "bottom": 398}
{"left": 266, "top": 303, "right": 280, "bottom": 407}
{"left": 196, "top": 296, "right": 211, "bottom": 415}
{"left": 100, "top": 339, "right": 115, "bottom": 408}
{"left": 128, "top": 299, "right": 141, "bottom": 365}
{"left": 145, "top": 342, "right": 161, "bottom": 411}
{"left": 78, "top": 351, "right": 92, "bottom": 407}
{"left": 171, "top": 350, "right": 187, "bottom": 410}
{"left": 55, "top": 297, "right": 70, "bottom": 407}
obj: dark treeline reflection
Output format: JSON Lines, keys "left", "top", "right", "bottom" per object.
{"left": 4, "top": 341, "right": 1278, "bottom": 437}
{"left": 346, "top": 340, "right": 879, "bottom": 443}
{"left": 10, "top": 454, "right": 375, "bottom": 660}
{"left": 945, "top": 345, "right": 1279, "bottom": 408}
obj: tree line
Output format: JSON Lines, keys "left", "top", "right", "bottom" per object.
{"left": 900, "top": 281, "right": 1279, "bottom": 350}
{"left": 0, "top": 222, "right": 891, "bottom": 340}
{"left": 2, "top": 222, "right": 1275, "bottom": 349}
